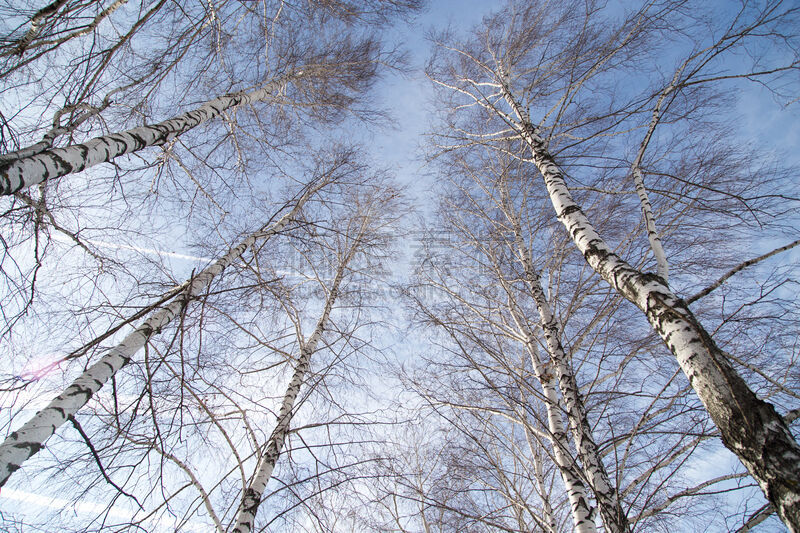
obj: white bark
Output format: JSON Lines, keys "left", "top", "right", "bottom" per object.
{"left": 17, "top": 0, "right": 130, "bottom": 56}
{"left": 230, "top": 231, "right": 359, "bottom": 533}
{"left": 0, "top": 180, "right": 325, "bottom": 487}
{"left": 736, "top": 504, "right": 776, "bottom": 533}
{"left": 496, "top": 81, "right": 800, "bottom": 532}
{"left": 0, "top": 73, "right": 296, "bottom": 195}
{"left": 631, "top": 162, "right": 668, "bottom": 282}
{"left": 0, "top": 102, "right": 110, "bottom": 163}
{"left": 497, "top": 182, "right": 629, "bottom": 533}
{"left": 530, "top": 442, "right": 558, "bottom": 533}
{"left": 629, "top": 66, "right": 686, "bottom": 284}
{"left": 509, "top": 310, "right": 597, "bottom": 533}
{"left": 228, "top": 316, "right": 328, "bottom": 533}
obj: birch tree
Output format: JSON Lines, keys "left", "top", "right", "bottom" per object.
{"left": 0, "top": 0, "right": 418, "bottom": 341}
{"left": 389, "top": 145, "right": 734, "bottom": 531}
{"left": 0, "top": 156, "right": 403, "bottom": 531}
{"left": 0, "top": 163, "right": 336, "bottom": 487}
{"left": 0, "top": 1, "right": 425, "bottom": 529}
{"left": 485, "top": 166, "right": 627, "bottom": 532}
{"left": 110, "top": 176, "right": 402, "bottom": 532}
{"left": 230, "top": 185, "right": 394, "bottom": 532}
{"left": 0, "top": 70, "right": 304, "bottom": 195}
{"left": 427, "top": 0, "right": 800, "bottom": 528}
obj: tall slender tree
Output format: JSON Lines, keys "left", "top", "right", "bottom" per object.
{"left": 231, "top": 184, "right": 397, "bottom": 532}
{"left": 426, "top": 0, "right": 800, "bottom": 528}
{"left": 0, "top": 164, "right": 335, "bottom": 487}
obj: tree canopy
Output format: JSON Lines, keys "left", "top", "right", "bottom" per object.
{"left": 1, "top": 1, "right": 799, "bottom": 531}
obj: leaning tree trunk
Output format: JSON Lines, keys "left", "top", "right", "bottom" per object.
{"left": 498, "top": 82, "right": 800, "bottom": 532}
{"left": 0, "top": 101, "right": 111, "bottom": 163}
{"left": 508, "top": 307, "right": 597, "bottom": 533}
{"left": 0, "top": 71, "right": 298, "bottom": 195}
{"left": 0, "top": 179, "right": 326, "bottom": 487}
{"left": 229, "top": 297, "right": 334, "bottom": 533}
{"left": 497, "top": 184, "right": 630, "bottom": 533}
{"left": 230, "top": 227, "right": 362, "bottom": 533}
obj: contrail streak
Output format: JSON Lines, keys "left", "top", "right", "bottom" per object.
{"left": 50, "top": 232, "right": 213, "bottom": 262}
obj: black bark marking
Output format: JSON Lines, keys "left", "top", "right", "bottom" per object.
{"left": 129, "top": 132, "right": 148, "bottom": 149}
{"left": 77, "top": 144, "right": 89, "bottom": 165}
{"left": 48, "top": 151, "right": 73, "bottom": 174}
{"left": 559, "top": 204, "right": 582, "bottom": 218}
{"left": 68, "top": 384, "right": 95, "bottom": 399}
{"left": 13, "top": 441, "right": 42, "bottom": 455}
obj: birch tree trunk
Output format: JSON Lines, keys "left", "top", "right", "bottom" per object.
{"left": 530, "top": 439, "right": 558, "bottom": 533}
{"left": 498, "top": 183, "right": 630, "bottom": 533}
{"left": 628, "top": 65, "right": 688, "bottom": 285}
{"left": 230, "top": 214, "right": 366, "bottom": 533}
{"left": 0, "top": 178, "right": 325, "bottom": 487}
{"left": 508, "top": 309, "right": 597, "bottom": 533}
{"left": 9, "top": 0, "right": 130, "bottom": 59}
{"left": 498, "top": 83, "right": 800, "bottom": 531}
{"left": 229, "top": 291, "right": 336, "bottom": 533}
{"left": 0, "top": 73, "right": 296, "bottom": 195}
{"left": 0, "top": 101, "right": 110, "bottom": 163}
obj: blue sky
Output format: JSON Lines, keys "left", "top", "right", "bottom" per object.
{"left": 365, "top": 1, "right": 494, "bottom": 189}
{"left": 1, "top": 1, "right": 798, "bottom": 530}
